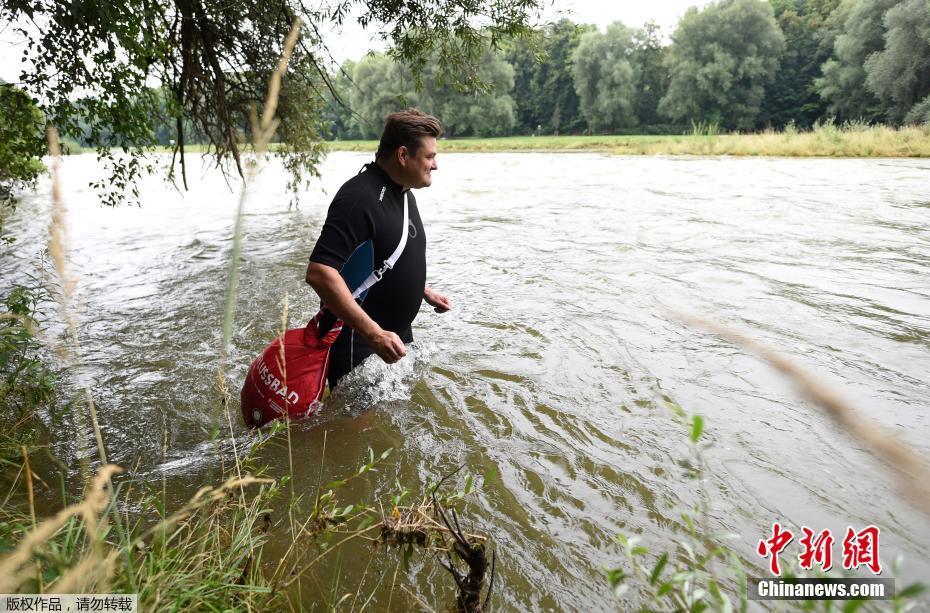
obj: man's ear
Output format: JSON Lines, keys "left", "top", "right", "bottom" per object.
{"left": 396, "top": 145, "right": 409, "bottom": 167}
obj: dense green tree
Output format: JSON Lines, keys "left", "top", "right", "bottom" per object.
{"left": 630, "top": 21, "right": 667, "bottom": 128}
{"left": 0, "top": 84, "right": 46, "bottom": 210}
{"left": 504, "top": 20, "right": 591, "bottom": 135}
{"left": 815, "top": 0, "right": 897, "bottom": 122}
{"left": 758, "top": 0, "right": 839, "bottom": 128}
{"left": 864, "top": 0, "right": 930, "bottom": 124}
{"left": 572, "top": 23, "right": 638, "bottom": 132}
{"left": 905, "top": 98, "right": 930, "bottom": 125}
{"left": 2, "top": 0, "right": 540, "bottom": 204}
{"left": 342, "top": 44, "right": 516, "bottom": 138}
{"left": 320, "top": 62, "right": 360, "bottom": 140}
{"left": 428, "top": 47, "right": 517, "bottom": 136}
{"left": 349, "top": 55, "right": 419, "bottom": 139}
{"left": 659, "top": 0, "right": 785, "bottom": 130}
{"left": 504, "top": 34, "right": 541, "bottom": 133}
{"left": 533, "top": 20, "right": 591, "bottom": 134}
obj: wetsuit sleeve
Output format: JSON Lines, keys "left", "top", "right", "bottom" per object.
{"left": 309, "top": 188, "right": 374, "bottom": 270}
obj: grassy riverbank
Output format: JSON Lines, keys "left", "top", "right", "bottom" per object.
{"left": 131, "top": 124, "right": 930, "bottom": 158}
{"left": 0, "top": 431, "right": 491, "bottom": 609}
{"left": 328, "top": 123, "right": 930, "bottom": 157}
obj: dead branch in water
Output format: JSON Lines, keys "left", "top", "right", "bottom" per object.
{"left": 434, "top": 497, "right": 496, "bottom": 613}
{"left": 366, "top": 466, "right": 496, "bottom": 612}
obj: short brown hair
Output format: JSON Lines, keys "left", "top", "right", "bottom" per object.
{"left": 376, "top": 108, "right": 442, "bottom": 160}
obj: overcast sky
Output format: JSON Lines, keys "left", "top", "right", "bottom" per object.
{"left": 0, "top": 1, "right": 712, "bottom": 84}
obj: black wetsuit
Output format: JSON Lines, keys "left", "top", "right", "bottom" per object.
{"left": 309, "top": 162, "right": 426, "bottom": 388}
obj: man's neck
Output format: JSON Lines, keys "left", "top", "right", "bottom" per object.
{"left": 375, "top": 158, "right": 408, "bottom": 191}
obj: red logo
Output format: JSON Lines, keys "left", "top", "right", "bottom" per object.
{"left": 757, "top": 522, "right": 794, "bottom": 576}
{"left": 842, "top": 526, "right": 882, "bottom": 575}
{"left": 757, "top": 524, "right": 881, "bottom": 576}
{"left": 799, "top": 527, "right": 834, "bottom": 571}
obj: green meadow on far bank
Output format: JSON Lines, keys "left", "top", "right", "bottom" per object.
{"left": 133, "top": 124, "right": 929, "bottom": 159}
{"left": 326, "top": 124, "right": 930, "bottom": 158}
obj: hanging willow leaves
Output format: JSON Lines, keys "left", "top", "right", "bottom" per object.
{"left": 2, "top": 0, "right": 541, "bottom": 205}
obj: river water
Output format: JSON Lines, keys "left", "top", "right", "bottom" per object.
{"left": 3, "top": 152, "right": 929, "bottom": 609}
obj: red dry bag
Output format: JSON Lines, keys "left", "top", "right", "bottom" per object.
{"left": 240, "top": 311, "right": 342, "bottom": 428}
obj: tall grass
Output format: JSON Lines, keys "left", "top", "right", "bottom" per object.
{"left": 0, "top": 413, "right": 490, "bottom": 608}
{"left": 0, "top": 283, "right": 56, "bottom": 464}
{"left": 327, "top": 123, "right": 930, "bottom": 157}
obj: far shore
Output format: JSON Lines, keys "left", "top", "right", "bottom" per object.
{"left": 85, "top": 125, "right": 928, "bottom": 158}
{"left": 326, "top": 125, "right": 930, "bottom": 158}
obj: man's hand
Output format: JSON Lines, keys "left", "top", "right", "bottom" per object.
{"left": 307, "top": 262, "right": 408, "bottom": 365}
{"left": 424, "top": 286, "right": 452, "bottom": 313}
{"left": 367, "top": 328, "right": 407, "bottom": 363}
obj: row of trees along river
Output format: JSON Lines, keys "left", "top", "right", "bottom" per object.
{"left": 321, "top": 0, "right": 930, "bottom": 139}
{"left": 138, "top": 0, "right": 930, "bottom": 142}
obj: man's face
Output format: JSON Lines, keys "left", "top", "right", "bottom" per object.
{"left": 401, "top": 136, "right": 438, "bottom": 189}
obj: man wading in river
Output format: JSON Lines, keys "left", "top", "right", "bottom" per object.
{"left": 306, "top": 109, "right": 452, "bottom": 389}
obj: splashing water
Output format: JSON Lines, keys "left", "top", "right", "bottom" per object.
{"left": 325, "top": 341, "right": 438, "bottom": 415}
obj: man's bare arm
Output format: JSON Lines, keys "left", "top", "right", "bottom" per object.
{"left": 305, "top": 262, "right": 407, "bottom": 363}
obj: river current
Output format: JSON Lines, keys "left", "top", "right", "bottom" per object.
{"left": 2, "top": 151, "right": 929, "bottom": 609}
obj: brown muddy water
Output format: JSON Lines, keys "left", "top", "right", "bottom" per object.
{"left": 2, "top": 151, "right": 929, "bottom": 610}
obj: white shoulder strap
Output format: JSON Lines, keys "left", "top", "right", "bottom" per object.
{"left": 350, "top": 192, "right": 409, "bottom": 300}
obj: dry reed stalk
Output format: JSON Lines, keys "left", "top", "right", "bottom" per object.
{"left": 401, "top": 584, "right": 441, "bottom": 613}
{"left": 277, "top": 290, "right": 291, "bottom": 422}
{"left": 21, "top": 445, "right": 36, "bottom": 529}
{"left": 21, "top": 445, "right": 42, "bottom": 590}
{"left": 275, "top": 290, "right": 301, "bottom": 560}
{"left": 217, "top": 20, "right": 302, "bottom": 486}
{"left": 257, "top": 21, "right": 301, "bottom": 148}
{"left": 133, "top": 474, "right": 272, "bottom": 543}
{"left": 0, "top": 464, "right": 122, "bottom": 593}
{"left": 50, "top": 549, "right": 118, "bottom": 594}
{"left": 676, "top": 313, "right": 930, "bottom": 515}
{"left": 46, "top": 128, "right": 108, "bottom": 467}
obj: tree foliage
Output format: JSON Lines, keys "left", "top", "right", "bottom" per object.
{"left": 1, "top": 0, "right": 541, "bottom": 204}
{"left": 515, "top": 20, "right": 592, "bottom": 135}
{"left": 758, "top": 0, "right": 839, "bottom": 128}
{"left": 658, "top": 0, "right": 785, "bottom": 130}
{"left": 348, "top": 55, "right": 416, "bottom": 140}
{"left": 572, "top": 23, "right": 638, "bottom": 133}
{"left": 344, "top": 43, "right": 517, "bottom": 139}
{"left": 0, "top": 83, "right": 46, "bottom": 208}
{"left": 815, "top": 0, "right": 898, "bottom": 122}
{"left": 425, "top": 47, "right": 517, "bottom": 137}
{"left": 863, "top": 0, "right": 930, "bottom": 124}
{"left": 630, "top": 21, "right": 667, "bottom": 128}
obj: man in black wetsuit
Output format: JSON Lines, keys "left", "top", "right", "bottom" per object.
{"left": 305, "top": 109, "right": 452, "bottom": 389}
